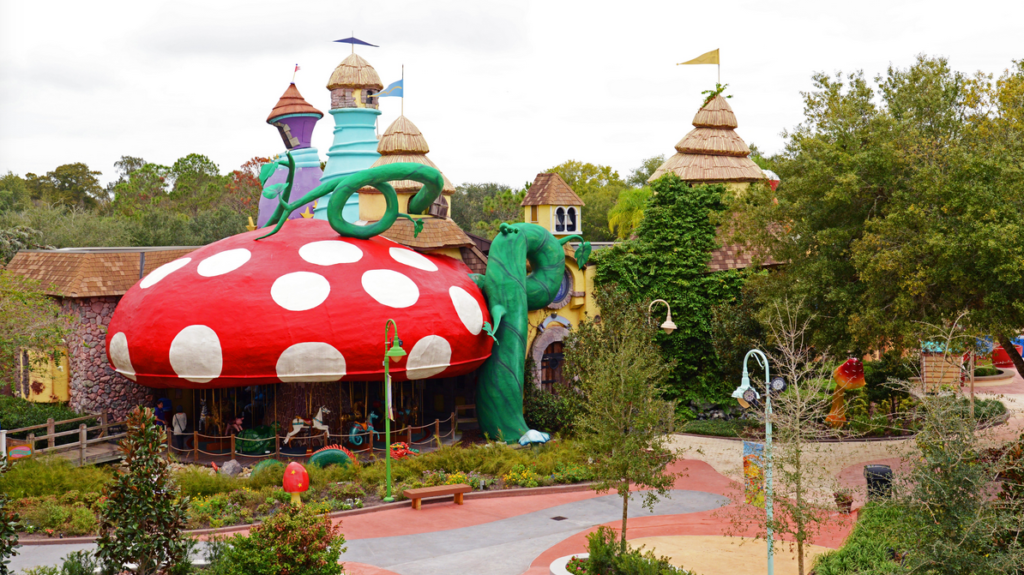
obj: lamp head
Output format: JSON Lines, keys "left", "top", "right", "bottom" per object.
{"left": 660, "top": 318, "right": 677, "bottom": 335}
{"left": 386, "top": 338, "right": 406, "bottom": 362}
{"left": 731, "top": 373, "right": 759, "bottom": 409}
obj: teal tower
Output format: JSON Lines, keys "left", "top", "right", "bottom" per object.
{"left": 317, "top": 53, "right": 383, "bottom": 223}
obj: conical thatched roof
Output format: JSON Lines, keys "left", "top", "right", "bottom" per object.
{"left": 649, "top": 95, "right": 763, "bottom": 183}
{"left": 327, "top": 53, "right": 383, "bottom": 90}
{"left": 266, "top": 83, "right": 323, "bottom": 123}
{"left": 377, "top": 116, "right": 430, "bottom": 155}
{"left": 360, "top": 116, "right": 455, "bottom": 194}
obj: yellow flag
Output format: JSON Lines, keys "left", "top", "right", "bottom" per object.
{"left": 677, "top": 49, "right": 719, "bottom": 66}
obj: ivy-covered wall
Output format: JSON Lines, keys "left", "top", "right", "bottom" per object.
{"left": 594, "top": 174, "right": 745, "bottom": 413}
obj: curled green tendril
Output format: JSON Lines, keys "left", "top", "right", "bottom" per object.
{"left": 257, "top": 156, "right": 444, "bottom": 241}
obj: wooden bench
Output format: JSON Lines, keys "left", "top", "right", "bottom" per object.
{"left": 404, "top": 483, "right": 472, "bottom": 510}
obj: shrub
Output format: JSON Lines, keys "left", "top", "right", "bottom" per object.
{"left": 811, "top": 503, "right": 905, "bottom": 574}
{"left": 66, "top": 505, "right": 97, "bottom": 536}
{"left": 502, "top": 464, "right": 541, "bottom": 488}
{"left": 95, "top": 407, "right": 191, "bottom": 575}
{"left": 677, "top": 418, "right": 761, "bottom": 438}
{"left": 0, "top": 396, "right": 95, "bottom": 448}
{"left": 211, "top": 506, "right": 345, "bottom": 575}
{"left": 0, "top": 456, "right": 20, "bottom": 572}
{"left": 0, "top": 456, "right": 111, "bottom": 499}
{"left": 59, "top": 550, "right": 97, "bottom": 575}
{"left": 570, "top": 526, "right": 691, "bottom": 575}
{"left": 174, "top": 467, "right": 242, "bottom": 498}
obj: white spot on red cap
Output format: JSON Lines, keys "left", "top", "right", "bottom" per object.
{"left": 299, "top": 241, "right": 363, "bottom": 266}
{"left": 169, "top": 325, "right": 222, "bottom": 383}
{"left": 389, "top": 247, "right": 438, "bottom": 272}
{"left": 361, "top": 269, "right": 419, "bottom": 308}
{"left": 271, "top": 272, "right": 331, "bottom": 311}
{"left": 198, "top": 249, "right": 251, "bottom": 277}
{"left": 109, "top": 332, "right": 136, "bottom": 381}
{"left": 276, "top": 342, "right": 346, "bottom": 383}
{"left": 405, "top": 335, "right": 451, "bottom": 380}
{"left": 449, "top": 286, "right": 483, "bottom": 335}
{"left": 141, "top": 258, "right": 191, "bottom": 288}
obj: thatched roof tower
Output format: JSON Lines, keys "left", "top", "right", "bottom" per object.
{"left": 266, "top": 83, "right": 322, "bottom": 123}
{"left": 327, "top": 53, "right": 383, "bottom": 90}
{"left": 362, "top": 116, "right": 456, "bottom": 194}
{"left": 648, "top": 95, "right": 763, "bottom": 183}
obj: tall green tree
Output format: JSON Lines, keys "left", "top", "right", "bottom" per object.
{"left": 734, "top": 56, "right": 1024, "bottom": 377}
{"left": 471, "top": 187, "right": 527, "bottom": 239}
{"left": 0, "top": 271, "right": 72, "bottom": 392}
{"left": 450, "top": 182, "right": 512, "bottom": 234}
{"left": 565, "top": 286, "right": 678, "bottom": 552}
{"left": 24, "top": 163, "right": 105, "bottom": 210}
{"left": 168, "top": 154, "right": 228, "bottom": 217}
{"left": 606, "top": 187, "right": 651, "bottom": 239}
{"left": 0, "top": 172, "right": 30, "bottom": 212}
{"left": 596, "top": 174, "right": 746, "bottom": 410}
{"left": 626, "top": 154, "right": 665, "bottom": 188}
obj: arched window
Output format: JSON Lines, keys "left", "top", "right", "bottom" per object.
{"left": 554, "top": 207, "right": 566, "bottom": 233}
{"left": 566, "top": 207, "right": 578, "bottom": 232}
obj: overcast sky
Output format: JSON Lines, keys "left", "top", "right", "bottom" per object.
{"left": 1, "top": 0, "right": 1021, "bottom": 189}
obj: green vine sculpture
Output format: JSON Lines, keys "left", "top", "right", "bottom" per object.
{"left": 258, "top": 157, "right": 590, "bottom": 444}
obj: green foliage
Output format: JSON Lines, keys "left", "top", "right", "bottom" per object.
{"left": 811, "top": 503, "right": 904, "bottom": 574}
{"left": 0, "top": 171, "right": 31, "bottom": 212}
{"left": 0, "top": 271, "right": 73, "bottom": 394}
{"left": 701, "top": 83, "right": 732, "bottom": 107}
{"left": 450, "top": 182, "right": 513, "bottom": 235}
{"left": 625, "top": 155, "right": 665, "bottom": 189}
{"left": 0, "top": 226, "right": 50, "bottom": 265}
{"left": 677, "top": 418, "right": 760, "bottom": 438}
{"left": 0, "top": 456, "right": 20, "bottom": 573}
{"left": 471, "top": 187, "right": 528, "bottom": 239}
{"left": 606, "top": 187, "right": 652, "bottom": 239}
{"left": 596, "top": 174, "right": 746, "bottom": 409}
{"left": 0, "top": 456, "right": 110, "bottom": 499}
{"left": 24, "top": 164, "right": 105, "bottom": 210}
{"left": 975, "top": 365, "right": 1000, "bottom": 377}
{"left": 208, "top": 506, "right": 345, "bottom": 575}
{"left": 523, "top": 362, "right": 583, "bottom": 435}
{"left": 734, "top": 57, "right": 1024, "bottom": 362}
{"left": 547, "top": 160, "right": 627, "bottom": 242}
{"left": 174, "top": 467, "right": 244, "bottom": 498}
{"left": 0, "top": 396, "right": 89, "bottom": 444}
{"left": 570, "top": 526, "right": 692, "bottom": 575}
{"left": 96, "top": 407, "right": 191, "bottom": 575}
{"left": 566, "top": 286, "right": 678, "bottom": 549}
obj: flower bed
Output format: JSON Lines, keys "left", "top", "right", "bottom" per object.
{"left": 3, "top": 439, "right": 594, "bottom": 538}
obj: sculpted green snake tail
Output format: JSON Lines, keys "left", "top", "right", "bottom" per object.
{"left": 259, "top": 154, "right": 589, "bottom": 444}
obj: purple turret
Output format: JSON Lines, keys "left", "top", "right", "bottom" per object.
{"left": 257, "top": 84, "right": 324, "bottom": 227}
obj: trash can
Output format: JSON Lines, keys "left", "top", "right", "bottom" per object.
{"left": 863, "top": 464, "right": 892, "bottom": 500}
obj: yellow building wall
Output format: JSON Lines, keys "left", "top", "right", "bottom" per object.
{"left": 359, "top": 191, "right": 455, "bottom": 222}
{"left": 16, "top": 349, "right": 70, "bottom": 403}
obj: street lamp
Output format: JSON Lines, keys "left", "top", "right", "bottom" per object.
{"left": 648, "top": 299, "right": 677, "bottom": 335}
{"left": 731, "top": 349, "right": 786, "bottom": 575}
{"left": 382, "top": 319, "right": 406, "bottom": 503}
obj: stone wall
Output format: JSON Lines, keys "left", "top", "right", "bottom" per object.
{"left": 61, "top": 296, "right": 152, "bottom": 421}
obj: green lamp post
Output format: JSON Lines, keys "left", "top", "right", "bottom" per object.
{"left": 731, "top": 349, "right": 787, "bottom": 575}
{"left": 382, "top": 319, "right": 406, "bottom": 503}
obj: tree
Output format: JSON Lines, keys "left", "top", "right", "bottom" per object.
{"left": 0, "top": 271, "right": 72, "bottom": 391}
{"left": 565, "top": 286, "right": 678, "bottom": 551}
{"left": 606, "top": 187, "right": 651, "bottom": 239}
{"left": 725, "top": 299, "right": 849, "bottom": 575}
{"left": 733, "top": 56, "right": 1024, "bottom": 378}
{"left": 596, "top": 174, "right": 746, "bottom": 410}
{"left": 224, "top": 156, "right": 271, "bottom": 215}
{"left": 471, "top": 187, "right": 527, "bottom": 239}
{"left": 0, "top": 205, "right": 134, "bottom": 250}
{"left": 450, "top": 182, "right": 513, "bottom": 235}
{"left": 111, "top": 162, "right": 170, "bottom": 218}
{"left": 625, "top": 154, "right": 665, "bottom": 188}
{"left": 0, "top": 172, "right": 30, "bottom": 212}
{"left": 96, "top": 407, "right": 191, "bottom": 575}
{"left": 548, "top": 160, "right": 628, "bottom": 242}
{"left": 168, "top": 153, "right": 228, "bottom": 217}
{"left": 25, "top": 164, "right": 104, "bottom": 210}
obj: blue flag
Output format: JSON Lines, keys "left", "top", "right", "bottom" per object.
{"left": 379, "top": 79, "right": 403, "bottom": 98}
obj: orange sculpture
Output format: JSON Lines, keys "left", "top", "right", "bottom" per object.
{"left": 826, "top": 358, "right": 866, "bottom": 427}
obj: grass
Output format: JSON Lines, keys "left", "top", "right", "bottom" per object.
{"left": 811, "top": 503, "right": 904, "bottom": 574}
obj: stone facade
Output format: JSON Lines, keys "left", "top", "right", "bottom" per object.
{"left": 330, "top": 88, "right": 378, "bottom": 109}
{"left": 61, "top": 296, "right": 152, "bottom": 421}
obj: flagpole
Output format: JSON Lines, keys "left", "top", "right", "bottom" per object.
{"left": 292, "top": 65, "right": 297, "bottom": 83}
{"left": 401, "top": 64, "right": 404, "bottom": 116}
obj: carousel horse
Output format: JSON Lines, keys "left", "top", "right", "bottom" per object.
{"left": 198, "top": 399, "right": 209, "bottom": 433}
{"left": 284, "top": 406, "right": 331, "bottom": 446}
{"left": 349, "top": 411, "right": 380, "bottom": 446}
{"left": 225, "top": 416, "right": 244, "bottom": 435}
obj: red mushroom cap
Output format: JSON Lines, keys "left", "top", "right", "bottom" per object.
{"left": 283, "top": 462, "right": 309, "bottom": 493}
{"left": 105, "top": 219, "right": 492, "bottom": 388}
{"left": 833, "top": 358, "right": 866, "bottom": 391}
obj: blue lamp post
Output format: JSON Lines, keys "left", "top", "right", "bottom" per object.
{"left": 731, "top": 349, "right": 786, "bottom": 575}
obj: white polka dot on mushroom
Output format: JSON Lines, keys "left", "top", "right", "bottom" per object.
{"left": 449, "top": 286, "right": 484, "bottom": 335}
{"left": 361, "top": 269, "right": 419, "bottom": 308}
{"left": 197, "top": 248, "right": 251, "bottom": 277}
{"left": 299, "top": 241, "right": 363, "bottom": 266}
{"left": 140, "top": 258, "right": 191, "bottom": 288}
{"left": 108, "top": 332, "right": 136, "bottom": 381}
{"left": 169, "top": 325, "right": 222, "bottom": 384}
{"left": 276, "top": 342, "right": 347, "bottom": 383}
{"left": 271, "top": 272, "right": 331, "bottom": 311}
{"left": 405, "top": 335, "right": 452, "bottom": 380}
{"left": 389, "top": 247, "right": 438, "bottom": 272}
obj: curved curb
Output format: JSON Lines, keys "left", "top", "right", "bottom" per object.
{"left": 550, "top": 553, "right": 587, "bottom": 575}
{"left": 17, "top": 482, "right": 597, "bottom": 546}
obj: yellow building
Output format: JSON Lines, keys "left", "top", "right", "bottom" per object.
{"left": 520, "top": 173, "right": 597, "bottom": 390}
{"left": 16, "top": 349, "right": 70, "bottom": 403}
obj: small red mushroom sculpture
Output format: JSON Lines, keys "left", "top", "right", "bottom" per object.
{"left": 283, "top": 461, "right": 309, "bottom": 506}
{"left": 105, "top": 219, "right": 492, "bottom": 387}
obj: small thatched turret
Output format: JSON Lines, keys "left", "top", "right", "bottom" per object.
{"left": 649, "top": 95, "right": 763, "bottom": 184}
{"left": 362, "top": 116, "right": 456, "bottom": 195}
{"left": 327, "top": 54, "right": 384, "bottom": 110}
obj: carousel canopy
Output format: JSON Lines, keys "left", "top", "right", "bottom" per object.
{"left": 106, "top": 219, "right": 492, "bottom": 389}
